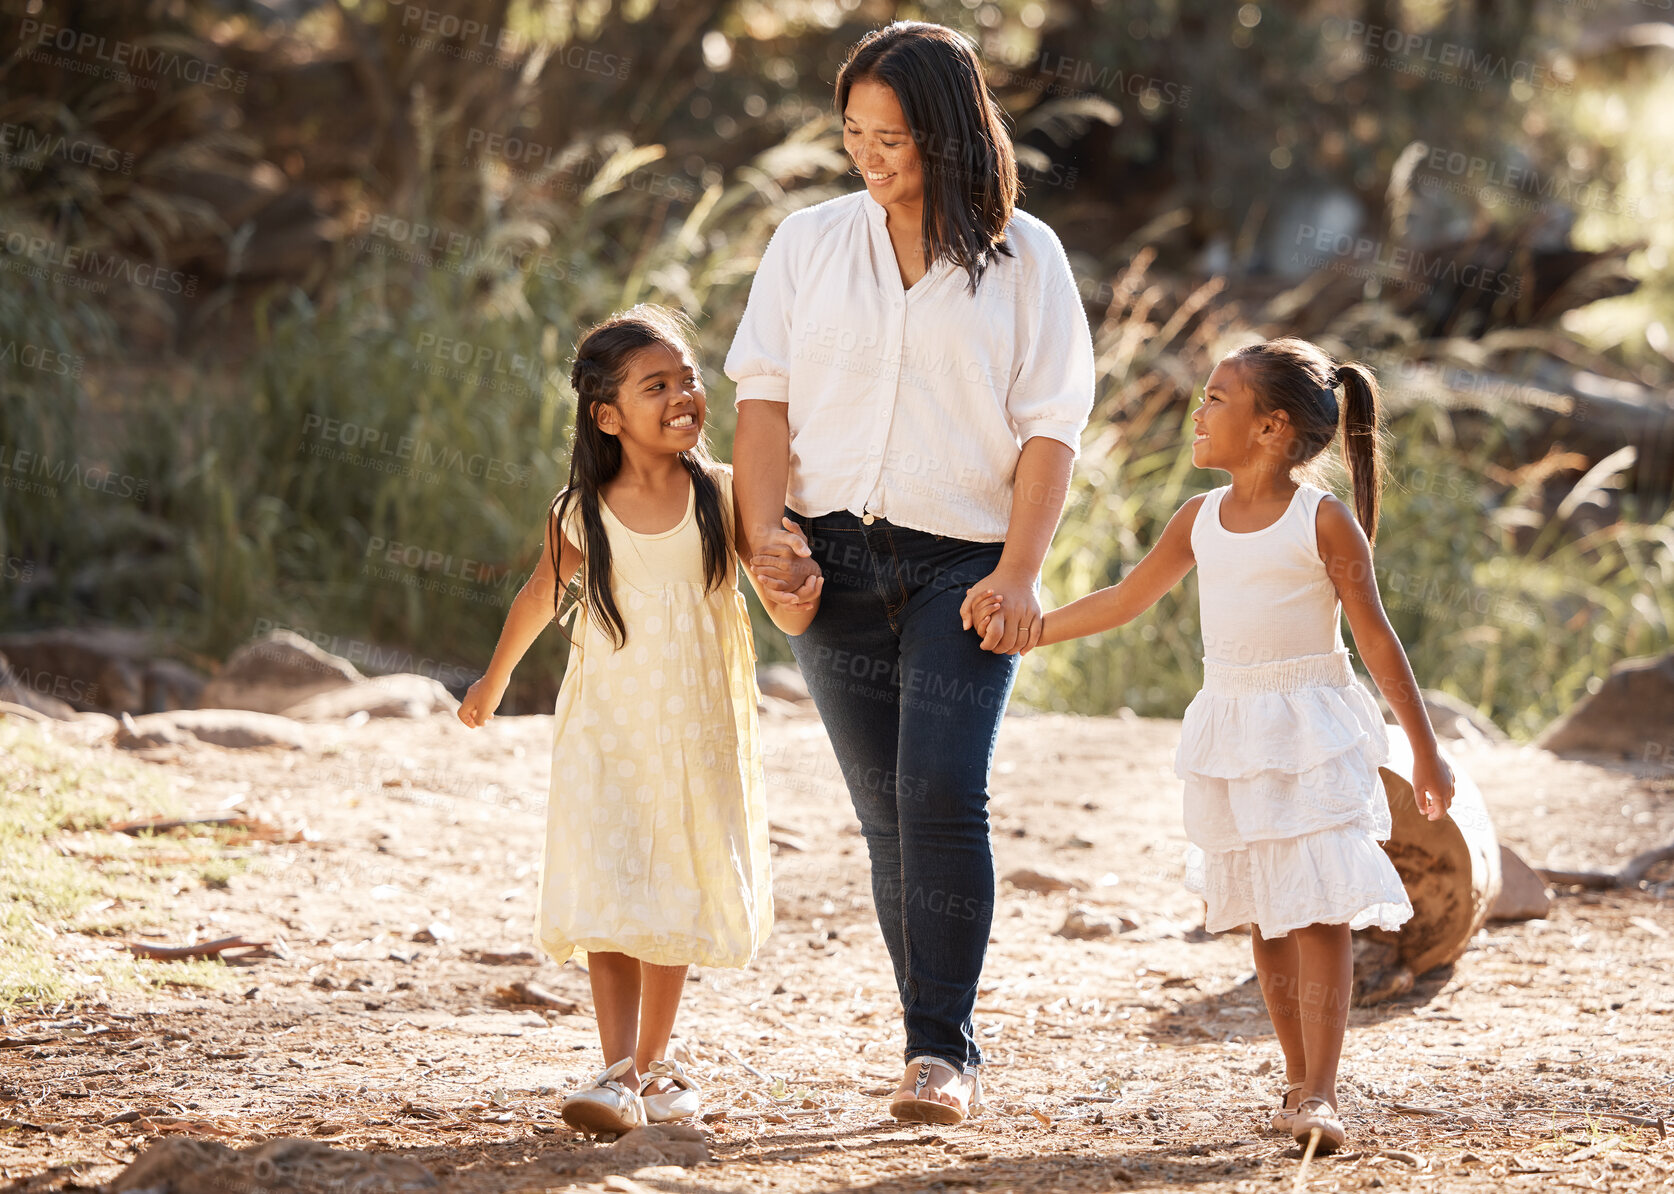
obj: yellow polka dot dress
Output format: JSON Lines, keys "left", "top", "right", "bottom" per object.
{"left": 538, "top": 464, "right": 772, "bottom": 969}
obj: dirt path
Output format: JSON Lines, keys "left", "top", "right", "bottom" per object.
{"left": 4, "top": 706, "right": 1672, "bottom": 1193}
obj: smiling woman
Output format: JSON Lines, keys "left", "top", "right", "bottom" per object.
{"left": 724, "top": 20, "right": 1095, "bottom": 1127}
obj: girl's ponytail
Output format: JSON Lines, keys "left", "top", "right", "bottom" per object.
{"left": 1335, "top": 361, "right": 1383, "bottom": 544}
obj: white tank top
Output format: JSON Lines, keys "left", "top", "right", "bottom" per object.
{"left": 1190, "top": 483, "right": 1344, "bottom": 669}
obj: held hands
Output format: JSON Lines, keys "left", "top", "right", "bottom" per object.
{"left": 959, "top": 572, "right": 1042, "bottom": 655}
{"left": 1410, "top": 747, "right": 1456, "bottom": 822}
{"left": 457, "top": 672, "right": 508, "bottom": 729}
{"left": 749, "top": 517, "right": 823, "bottom": 610}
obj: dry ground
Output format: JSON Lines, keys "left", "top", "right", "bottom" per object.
{"left": 3, "top": 704, "right": 1672, "bottom": 1193}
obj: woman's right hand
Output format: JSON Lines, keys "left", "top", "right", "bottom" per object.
{"left": 458, "top": 672, "right": 508, "bottom": 728}
{"left": 749, "top": 517, "right": 822, "bottom": 609}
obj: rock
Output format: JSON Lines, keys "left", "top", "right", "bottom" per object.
{"left": 0, "top": 627, "right": 155, "bottom": 713}
{"left": 1488, "top": 846, "right": 1552, "bottom": 922}
{"left": 281, "top": 673, "right": 459, "bottom": 720}
{"left": 199, "top": 629, "right": 362, "bottom": 714}
{"left": 108, "top": 1136, "right": 437, "bottom": 1193}
{"left": 756, "top": 662, "right": 811, "bottom": 703}
{"left": 0, "top": 651, "right": 79, "bottom": 720}
{"left": 1002, "top": 867, "right": 1086, "bottom": 895}
{"left": 757, "top": 694, "right": 806, "bottom": 717}
{"left": 608, "top": 1123, "right": 712, "bottom": 1168}
{"left": 1055, "top": 906, "right": 1115, "bottom": 940}
{"left": 1421, "top": 689, "right": 1508, "bottom": 743}
{"left": 116, "top": 709, "right": 313, "bottom": 751}
{"left": 144, "top": 658, "right": 208, "bottom": 711}
{"left": 1535, "top": 651, "right": 1674, "bottom": 761}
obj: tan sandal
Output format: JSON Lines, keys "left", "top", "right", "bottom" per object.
{"left": 1291, "top": 1096, "right": 1346, "bottom": 1155}
{"left": 1269, "top": 1082, "right": 1306, "bottom": 1132}
{"left": 888, "top": 1055, "right": 982, "bottom": 1125}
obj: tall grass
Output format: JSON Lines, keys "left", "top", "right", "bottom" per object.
{"left": 3, "top": 104, "right": 1669, "bottom": 730}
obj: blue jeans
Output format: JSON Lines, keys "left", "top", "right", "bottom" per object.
{"left": 784, "top": 508, "right": 1020, "bottom": 1071}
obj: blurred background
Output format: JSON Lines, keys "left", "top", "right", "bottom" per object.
{"left": 2, "top": 0, "right": 1671, "bottom": 737}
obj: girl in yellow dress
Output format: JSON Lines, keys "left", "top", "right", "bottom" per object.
{"left": 458, "top": 303, "right": 819, "bottom": 1135}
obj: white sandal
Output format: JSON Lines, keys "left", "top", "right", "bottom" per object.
{"left": 1269, "top": 1081, "right": 1306, "bottom": 1132}
{"left": 639, "top": 1057, "right": 702, "bottom": 1123}
{"left": 1291, "top": 1096, "right": 1346, "bottom": 1154}
{"left": 560, "top": 1057, "right": 646, "bottom": 1136}
{"left": 889, "top": 1055, "right": 982, "bottom": 1125}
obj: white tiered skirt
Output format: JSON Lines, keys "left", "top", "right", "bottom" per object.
{"left": 1174, "top": 648, "right": 1413, "bottom": 939}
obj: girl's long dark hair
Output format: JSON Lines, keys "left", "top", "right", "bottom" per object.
{"left": 1229, "top": 337, "right": 1385, "bottom": 543}
{"left": 551, "top": 305, "right": 731, "bottom": 648}
{"left": 836, "top": 21, "right": 1017, "bottom": 295}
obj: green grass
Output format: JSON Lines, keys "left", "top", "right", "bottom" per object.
{"left": 0, "top": 718, "right": 240, "bottom": 1009}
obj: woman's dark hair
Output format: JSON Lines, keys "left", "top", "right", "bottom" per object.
{"left": 551, "top": 304, "right": 731, "bottom": 648}
{"left": 1228, "top": 337, "right": 1385, "bottom": 543}
{"left": 836, "top": 21, "right": 1017, "bottom": 294}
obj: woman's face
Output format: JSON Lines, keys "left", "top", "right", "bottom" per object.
{"left": 843, "top": 77, "right": 925, "bottom": 210}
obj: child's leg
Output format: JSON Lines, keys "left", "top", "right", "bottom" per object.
{"left": 1291, "top": 921, "right": 1353, "bottom": 1106}
{"left": 634, "top": 962, "right": 689, "bottom": 1076}
{"left": 586, "top": 951, "right": 643, "bottom": 1075}
{"left": 1250, "top": 926, "right": 1306, "bottom": 1095}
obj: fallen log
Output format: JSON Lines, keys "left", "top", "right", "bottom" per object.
{"left": 1353, "top": 729, "right": 1502, "bottom": 1006}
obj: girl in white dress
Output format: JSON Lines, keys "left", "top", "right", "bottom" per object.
{"left": 968, "top": 337, "right": 1454, "bottom": 1154}
{"left": 458, "top": 304, "right": 818, "bottom": 1136}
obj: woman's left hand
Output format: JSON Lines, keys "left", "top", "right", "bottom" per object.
{"left": 960, "top": 568, "right": 1041, "bottom": 654}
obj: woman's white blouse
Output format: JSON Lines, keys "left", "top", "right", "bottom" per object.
{"left": 723, "top": 188, "right": 1095, "bottom": 542}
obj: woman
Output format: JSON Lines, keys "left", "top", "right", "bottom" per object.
{"left": 725, "top": 21, "right": 1094, "bottom": 1124}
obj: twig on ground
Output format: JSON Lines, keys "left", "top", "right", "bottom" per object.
{"left": 722, "top": 1045, "right": 773, "bottom": 1084}
{"left": 109, "top": 814, "right": 243, "bottom": 835}
{"left": 494, "top": 980, "right": 581, "bottom": 1014}
{"left": 1538, "top": 842, "right": 1674, "bottom": 891}
{"left": 1507, "top": 1106, "right": 1666, "bottom": 1137}
{"left": 124, "top": 935, "right": 271, "bottom": 960}
{"left": 1294, "top": 1128, "right": 1321, "bottom": 1188}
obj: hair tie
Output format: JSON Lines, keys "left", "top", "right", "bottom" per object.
{"left": 1328, "top": 367, "right": 1341, "bottom": 387}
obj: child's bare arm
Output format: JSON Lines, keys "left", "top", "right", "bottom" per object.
{"left": 1317, "top": 496, "right": 1454, "bottom": 819}
{"left": 971, "top": 495, "right": 1203, "bottom": 653}
{"left": 739, "top": 515, "right": 822, "bottom": 636}
{"left": 459, "top": 509, "right": 582, "bottom": 727}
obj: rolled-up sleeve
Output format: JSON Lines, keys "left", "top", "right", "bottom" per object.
{"left": 1005, "top": 233, "right": 1095, "bottom": 458}
{"left": 724, "top": 217, "right": 798, "bottom": 405}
